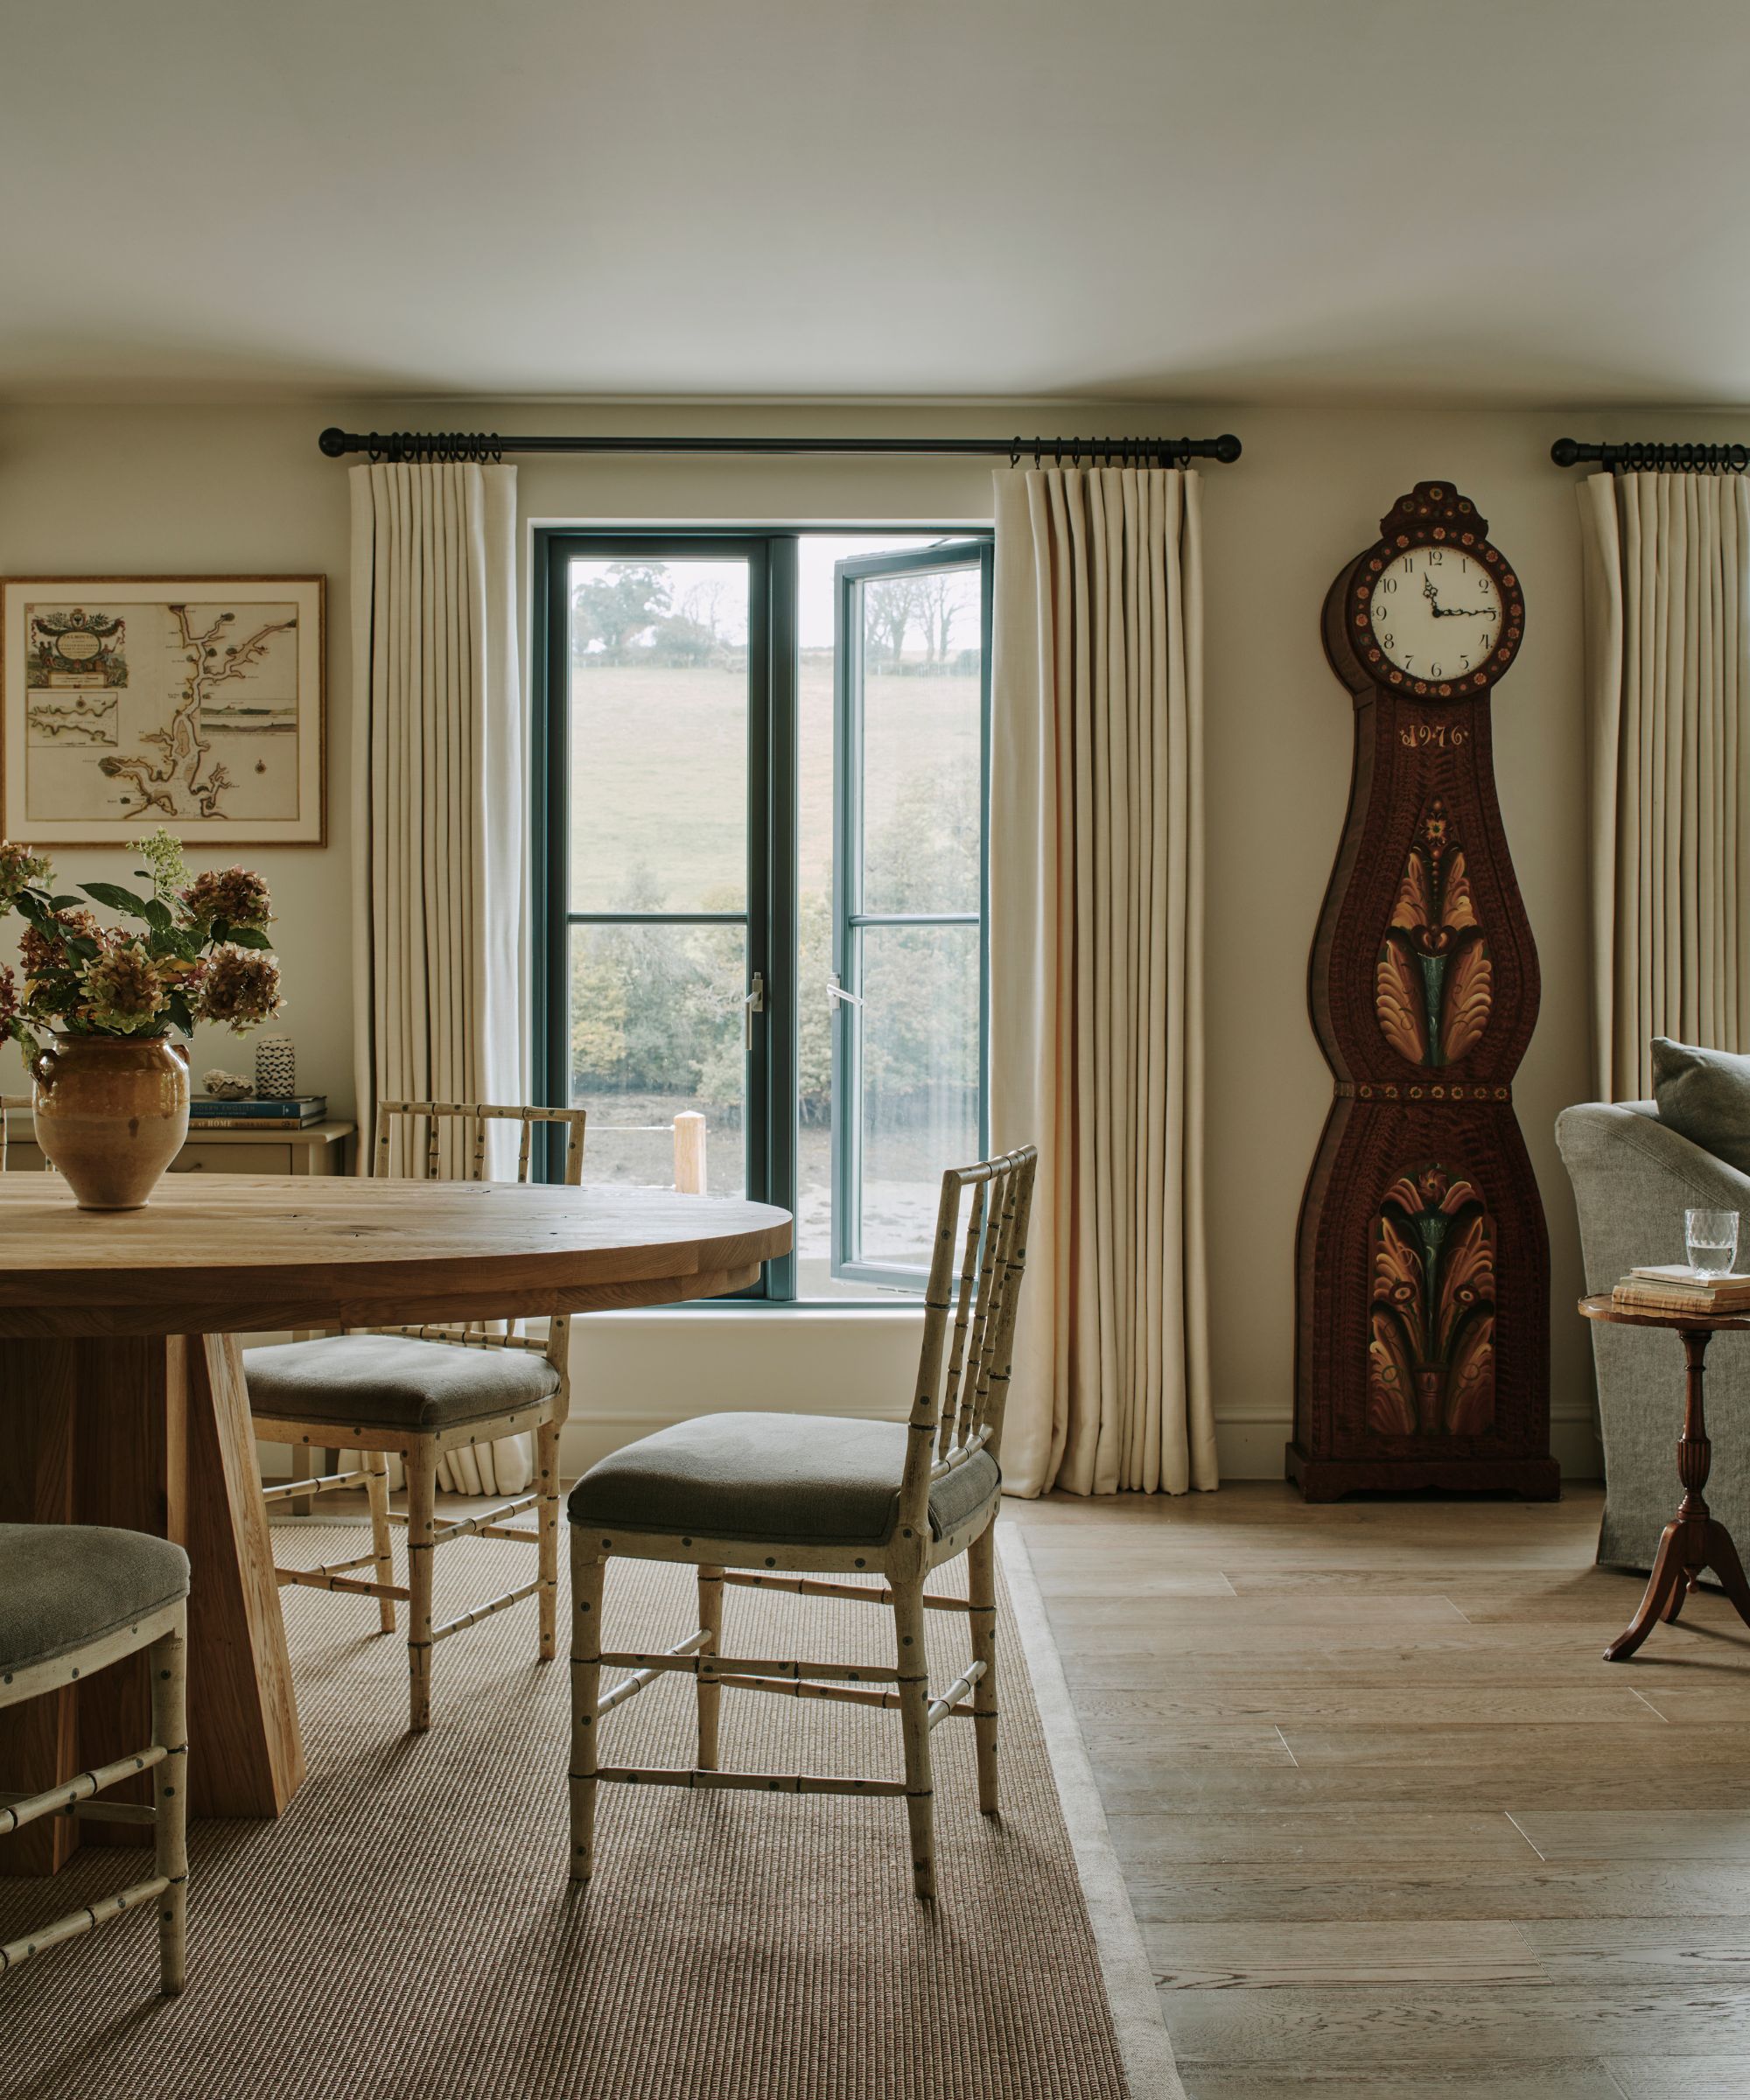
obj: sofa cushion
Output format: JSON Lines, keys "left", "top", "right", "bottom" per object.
{"left": 0, "top": 1524, "right": 188, "bottom": 1676}
{"left": 567, "top": 1412, "right": 1000, "bottom": 1549}
{"left": 246, "top": 1333, "right": 560, "bottom": 1431}
{"left": 1651, "top": 1037, "right": 1750, "bottom": 1178}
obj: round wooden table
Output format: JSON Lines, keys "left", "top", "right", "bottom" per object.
{"left": 1578, "top": 1292, "right": 1750, "bottom": 1662}
{"left": 0, "top": 1176, "right": 791, "bottom": 1874}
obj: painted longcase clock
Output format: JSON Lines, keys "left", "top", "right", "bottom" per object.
{"left": 1289, "top": 482, "right": 1558, "bottom": 1501}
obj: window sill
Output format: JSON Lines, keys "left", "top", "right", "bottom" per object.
{"left": 579, "top": 1300, "right": 926, "bottom": 1328}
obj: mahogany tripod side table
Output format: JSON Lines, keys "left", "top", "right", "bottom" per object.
{"left": 1578, "top": 1293, "right": 1750, "bottom": 1662}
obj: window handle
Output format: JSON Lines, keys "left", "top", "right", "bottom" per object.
{"left": 827, "top": 975, "right": 864, "bottom": 1012}
{"left": 744, "top": 971, "right": 765, "bottom": 1049}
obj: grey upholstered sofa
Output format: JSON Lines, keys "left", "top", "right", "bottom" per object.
{"left": 1557, "top": 1099, "right": 1750, "bottom": 1571}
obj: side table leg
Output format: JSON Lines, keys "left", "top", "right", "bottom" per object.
{"left": 1704, "top": 1521, "right": 1750, "bottom": 1628}
{"left": 1605, "top": 1326, "right": 1750, "bottom": 1658}
{"left": 1604, "top": 1518, "right": 1687, "bottom": 1662}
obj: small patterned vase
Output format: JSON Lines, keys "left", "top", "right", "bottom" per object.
{"left": 254, "top": 1034, "right": 297, "bottom": 1100}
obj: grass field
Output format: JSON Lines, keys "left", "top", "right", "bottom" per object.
{"left": 568, "top": 654, "right": 979, "bottom": 912}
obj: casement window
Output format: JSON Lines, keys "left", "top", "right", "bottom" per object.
{"left": 532, "top": 528, "right": 992, "bottom": 1302}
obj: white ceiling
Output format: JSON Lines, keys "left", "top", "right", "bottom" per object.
{"left": 6, "top": 0, "right": 1750, "bottom": 407}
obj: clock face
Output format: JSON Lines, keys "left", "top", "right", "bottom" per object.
{"left": 1368, "top": 546, "right": 1503, "bottom": 683}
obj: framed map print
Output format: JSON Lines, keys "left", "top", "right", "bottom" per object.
{"left": 1, "top": 576, "right": 325, "bottom": 846}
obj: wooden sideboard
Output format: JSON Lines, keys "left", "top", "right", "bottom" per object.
{"left": 3, "top": 1114, "right": 355, "bottom": 1180}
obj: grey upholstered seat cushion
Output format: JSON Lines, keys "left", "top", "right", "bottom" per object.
{"left": 0, "top": 1524, "right": 189, "bottom": 1676}
{"left": 1651, "top": 1037, "right": 1750, "bottom": 1178}
{"left": 567, "top": 1412, "right": 1000, "bottom": 1549}
{"left": 245, "top": 1333, "right": 560, "bottom": 1431}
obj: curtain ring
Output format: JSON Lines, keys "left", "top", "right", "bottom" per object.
{"left": 1010, "top": 437, "right": 1022, "bottom": 469}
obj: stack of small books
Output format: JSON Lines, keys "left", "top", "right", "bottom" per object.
{"left": 1611, "top": 1264, "right": 1750, "bottom": 1314}
{"left": 188, "top": 1095, "right": 327, "bottom": 1133}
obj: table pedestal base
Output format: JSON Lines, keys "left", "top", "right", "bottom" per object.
{"left": 1604, "top": 1512, "right": 1750, "bottom": 1661}
{"left": 0, "top": 1333, "right": 304, "bottom": 1874}
{"left": 1604, "top": 1324, "right": 1750, "bottom": 1662}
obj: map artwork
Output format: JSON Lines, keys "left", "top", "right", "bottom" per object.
{"left": 4, "top": 579, "right": 325, "bottom": 845}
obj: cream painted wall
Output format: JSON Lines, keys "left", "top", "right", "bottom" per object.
{"left": 2, "top": 395, "right": 1736, "bottom": 1480}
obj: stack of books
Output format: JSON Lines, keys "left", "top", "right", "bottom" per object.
{"left": 188, "top": 1095, "right": 326, "bottom": 1132}
{"left": 1610, "top": 1264, "right": 1750, "bottom": 1314}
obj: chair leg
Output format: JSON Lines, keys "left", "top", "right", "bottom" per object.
{"left": 570, "top": 1544, "right": 607, "bottom": 1881}
{"left": 968, "top": 1527, "right": 999, "bottom": 1817}
{"left": 405, "top": 1446, "right": 438, "bottom": 1732}
{"left": 696, "top": 1565, "right": 724, "bottom": 1769}
{"left": 149, "top": 1619, "right": 189, "bottom": 1997}
{"left": 536, "top": 1420, "right": 562, "bottom": 1663}
{"left": 892, "top": 1580, "right": 935, "bottom": 1900}
{"left": 366, "top": 1451, "right": 396, "bottom": 1635}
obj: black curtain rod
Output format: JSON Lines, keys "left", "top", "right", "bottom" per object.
{"left": 1551, "top": 438, "right": 1750, "bottom": 472}
{"left": 318, "top": 425, "right": 1242, "bottom": 467}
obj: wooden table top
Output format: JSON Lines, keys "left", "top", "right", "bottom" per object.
{"left": 0, "top": 1176, "right": 793, "bottom": 1338}
{"left": 1578, "top": 1291, "right": 1750, "bottom": 1334}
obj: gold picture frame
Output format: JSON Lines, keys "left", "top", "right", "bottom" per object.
{"left": 1, "top": 576, "right": 326, "bottom": 847}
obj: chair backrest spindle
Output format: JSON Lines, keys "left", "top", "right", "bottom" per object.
{"left": 897, "top": 1146, "right": 1038, "bottom": 1542}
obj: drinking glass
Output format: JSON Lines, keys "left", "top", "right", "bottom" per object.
{"left": 1685, "top": 1208, "right": 1740, "bottom": 1280}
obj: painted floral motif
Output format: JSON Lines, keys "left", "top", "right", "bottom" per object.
{"left": 1367, "top": 1165, "right": 1496, "bottom": 1438}
{"left": 1376, "top": 799, "right": 1493, "bottom": 1068}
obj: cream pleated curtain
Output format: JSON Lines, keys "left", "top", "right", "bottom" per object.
{"left": 989, "top": 467, "right": 1216, "bottom": 1498}
{"left": 1578, "top": 471, "right": 1750, "bottom": 1100}
{"left": 349, "top": 461, "right": 528, "bottom": 1493}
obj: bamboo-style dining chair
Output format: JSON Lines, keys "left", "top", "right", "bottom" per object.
{"left": 1, "top": 1525, "right": 189, "bottom": 1995}
{"left": 246, "top": 1100, "right": 587, "bottom": 1732}
{"left": 566, "top": 1144, "right": 1037, "bottom": 1900}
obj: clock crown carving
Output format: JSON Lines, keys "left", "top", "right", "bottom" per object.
{"left": 1291, "top": 480, "right": 1555, "bottom": 1504}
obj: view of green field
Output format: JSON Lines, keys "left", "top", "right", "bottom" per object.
{"left": 569, "top": 655, "right": 978, "bottom": 908}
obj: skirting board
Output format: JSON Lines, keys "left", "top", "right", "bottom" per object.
{"left": 1215, "top": 1413, "right": 1603, "bottom": 1482}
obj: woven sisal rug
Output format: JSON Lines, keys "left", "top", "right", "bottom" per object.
{"left": 0, "top": 1524, "right": 1133, "bottom": 2099}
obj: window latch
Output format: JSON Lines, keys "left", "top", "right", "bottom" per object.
{"left": 744, "top": 971, "right": 765, "bottom": 1048}
{"left": 827, "top": 974, "right": 864, "bottom": 1012}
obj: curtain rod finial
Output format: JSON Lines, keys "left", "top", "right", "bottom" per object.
{"left": 1213, "top": 433, "right": 1242, "bottom": 464}
{"left": 318, "top": 426, "right": 351, "bottom": 458}
{"left": 1550, "top": 438, "right": 1583, "bottom": 469}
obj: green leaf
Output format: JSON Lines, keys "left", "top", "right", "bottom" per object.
{"left": 165, "top": 992, "right": 195, "bottom": 1035}
{"left": 47, "top": 894, "right": 83, "bottom": 911}
{"left": 144, "top": 899, "right": 174, "bottom": 933}
{"left": 80, "top": 881, "right": 152, "bottom": 918}
{"left": 221, "top": 925, "right": 273, "bottom": 951}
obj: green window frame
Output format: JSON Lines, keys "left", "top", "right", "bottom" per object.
{"left": 530, "top": 525, "right": 991, "bottom": 1304}
{"left": 830, "top": 541, "right": 994, "bottom": 1292}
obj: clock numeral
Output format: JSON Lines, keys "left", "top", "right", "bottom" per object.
{"left": 1379, "top": 578, "right": 1396, "bottom": 594}
{"left": 1427, "top": 550, "right": 1444, "bottom": 567}
{"left": 1432, "top": 663, "right": 1444, "bottom": 677}
{"left": 1479, "top": 577, "right": 1492, "bottom": 594}
{"left": 1379, "top": 632, "right": 1394, "bottom": 650}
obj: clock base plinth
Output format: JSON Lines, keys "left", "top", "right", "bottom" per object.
{"left": 1284, "top": 1443, "right": 1562, "bottom": 1503}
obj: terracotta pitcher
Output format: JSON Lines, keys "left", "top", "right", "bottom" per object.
{"left": 32, "top": 1035, "right": 191, "bottom": 1209}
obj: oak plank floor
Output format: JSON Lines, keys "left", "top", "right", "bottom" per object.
{"left": 1006, "top": 1481, "right": 1750, "bottom": 2098}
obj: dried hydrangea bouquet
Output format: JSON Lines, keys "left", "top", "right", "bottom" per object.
{"left": 0, "top": 830, "right": 284, "bottom": 1208}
